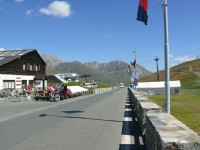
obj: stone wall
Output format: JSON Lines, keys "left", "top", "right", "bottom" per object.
{"left": 128, "top": 88, "right": 200, "bottom": 150}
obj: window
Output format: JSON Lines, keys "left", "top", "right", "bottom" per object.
{"left": 36, "top": 64, "right": 40, "bottom": 71}
{"left": 26, "top": 63, "right": 30, "bottom": 70}
{"left": 24, "top": 63, "right": 41, "bottom": 71}
{"left": 23, "top": 64, "right": 26, "bottom": 70}
{"left": 29, "top": 64, "right": 33, "bottom": 71}
{"left": 35, "top": 64, "right": 38, "bottom": 71}
{"left": 33, "top": 64, "right": 36, "bottom": 71}
{"left": 3, "top": 80, "right": 15, "bottom": 89}
{"left": 33, "top": 64, "right": 40, "bottom": 71}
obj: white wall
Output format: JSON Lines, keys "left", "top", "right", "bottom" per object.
{"left": 135, "top": 80, "right": 181, "bottom": 95}
{"left": 0, "top": 74, "right": 34, "bottom": 90}
{"left": 137, "top": 80, "right": 181, "bottom": 88}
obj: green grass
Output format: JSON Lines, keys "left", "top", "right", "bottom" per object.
{"left": 146, "top": 89, "right": 200, "bottom": 134}
{"left": 97, "top": 83, "right": 110, "bottom": 88}
{"left": 139, "top": 59, "right": 200, "bottom": 134}
{"left": 140, "top": 59, "right": 200, "bottom": 83}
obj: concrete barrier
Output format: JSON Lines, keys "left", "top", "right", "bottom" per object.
{"left": 128, "top": 87, "right": 200, "bottom": 150}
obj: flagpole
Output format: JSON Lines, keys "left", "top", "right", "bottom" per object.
{"left": 131, "top": 50, "right": 137, "bottom": 89}
{"left": 133, "top": 50, "right": 136, "bottom": 59}
{"left": 132, "top": 51, "right": 135, "bottom": 89}
{"left": 163, "top": 0, "right": 170, "bottom": 113}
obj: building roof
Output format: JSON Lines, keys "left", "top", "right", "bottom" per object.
{"left": 0, "top": 49, "right": 38, "bottom": 66}
{"left": 54, "top": 74, "right": 68, "bottom": 83}
{"left": 34, "top": 74, "right": 48, "bottom": 80}
{"left": 57, "top": 73, "right": 79, "bottom": 79}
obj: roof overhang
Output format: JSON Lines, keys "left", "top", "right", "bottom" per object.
{"left": 34, "top": 74, "right": 47, "bottom": 80}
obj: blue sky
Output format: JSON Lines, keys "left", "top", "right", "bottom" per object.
{"left": 0, "top": 0, "right": 200, "bottom": 73}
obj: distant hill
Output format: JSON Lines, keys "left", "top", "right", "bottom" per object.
{"left": 42, "top": 54, "right": 63, "bottom": 68}
{"left": 139, "top": 58, "right": 200, "bottom": 88}
{"left": 42, "top": 54, "right": 152, "bottom": 85}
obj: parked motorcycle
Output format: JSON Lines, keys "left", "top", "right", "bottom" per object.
{"left": 49, "top": 90, "right": 60, "bottom": 102}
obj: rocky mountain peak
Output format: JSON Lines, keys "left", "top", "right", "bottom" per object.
{"left": 42, "top": 54, "right": 152, "bottom": 84}
{"left": 42, "top": 54, "right": 63, "bottom": 66}
{"left": 84, "top": 61, "right": 102, "bottom": 70}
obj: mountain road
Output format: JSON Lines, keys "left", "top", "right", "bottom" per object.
{"left": 0, "top": 88, "right": 129, "bottom": 150}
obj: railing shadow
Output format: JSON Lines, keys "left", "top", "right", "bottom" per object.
{"left": 119, "top": 96, "right": 146, "bottom": 150}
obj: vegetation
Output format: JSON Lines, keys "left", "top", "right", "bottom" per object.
{"left": 65, "top": 82, "right": 83, "bottom": 86}
{"left": 139, "top": 59, "right": 200, "bottom": 88}
{"left": 97, "top": 83, "right": 110, "bottom": 88}
{"left": 140, "top": 59, "right": 200, "bottom": 134}
{"left": 146, "top": 90, "right": 200, "bottom": 134}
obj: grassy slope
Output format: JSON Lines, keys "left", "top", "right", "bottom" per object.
{"left": 146, "top": 91, "right": 200, "bottom": 134}
{"left": 139, "top": 59, "right": 200, "bottom": 88}
{"left": 140, "top": 59, "right": 200, "bottom": 134}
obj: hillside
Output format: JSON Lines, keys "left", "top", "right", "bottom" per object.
{"left": 84, "top": 60, "right": 150, "bottom": 76}
{"left": 42, "top": 54, "right": 151, "bottom": 85}
{"left": 139, "top": 58, "right": 200, "bottom": 88}
{"left": 42, "top": 54, "right": 63, "bottom": 67}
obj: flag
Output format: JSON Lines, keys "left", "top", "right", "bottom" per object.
{"left": 133, "top": 59, "right": 136, "bottom": 68}
{"left": 137, "top": 0, "right": 148, "bottom": 25}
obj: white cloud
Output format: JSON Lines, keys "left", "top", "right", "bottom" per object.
{"left": 39, "top": 1, "right": 71, "bottom": 18}
{"left": 26, "top": 9, "right": 33, "bottom": 15}
{"left": 0, "top": 48, "right": 5, "bottom": 51}
{"left": 15, "top": 0, "right": 24, "bottom": 3}
{"left": 170, "top": 54, "right": 195, "bottom": 67}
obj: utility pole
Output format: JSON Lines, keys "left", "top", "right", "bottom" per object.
{"left": 163, "top": 0, "right": 170, "bottom": 113}
{"left": 154, "top": 56, "right": 160, "bottom": 81}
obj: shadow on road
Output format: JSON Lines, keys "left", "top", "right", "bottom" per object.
{"left": 119, "top": 96, "right": 147, "bottom": 150}
{"left": 38, "top": 110, "right": 123, "bottom": 123}
{"left": 62, "top": 110, "right": 84, "bottom": 114}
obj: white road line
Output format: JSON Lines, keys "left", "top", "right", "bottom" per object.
{"left": 125, "top": 104, "right": 131, "bottom": 106}
{"left": 125, "top": 108, "right": 132, "bottom": 111}
{"left": 0, "top": 100, "right": 74, "bottom": 122}
{"left": 124, "top": 117, "right": 132, "bottom": 121}
{"left": 121, "top": 135, "right": 135, "bottom": 144}
{"left": 0, "top": 104, "right": 59, "bottom": 122}
{"left": 0, "top": 117, "right": 10, "bottom": 122}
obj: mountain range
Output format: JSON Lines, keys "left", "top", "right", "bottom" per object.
{"left": 42, "top": 54, "right": 152, "bottom": 85}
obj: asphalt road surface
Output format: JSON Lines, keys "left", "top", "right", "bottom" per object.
{"left": 0, "top": 88, "right": 128, "bottom": 150}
